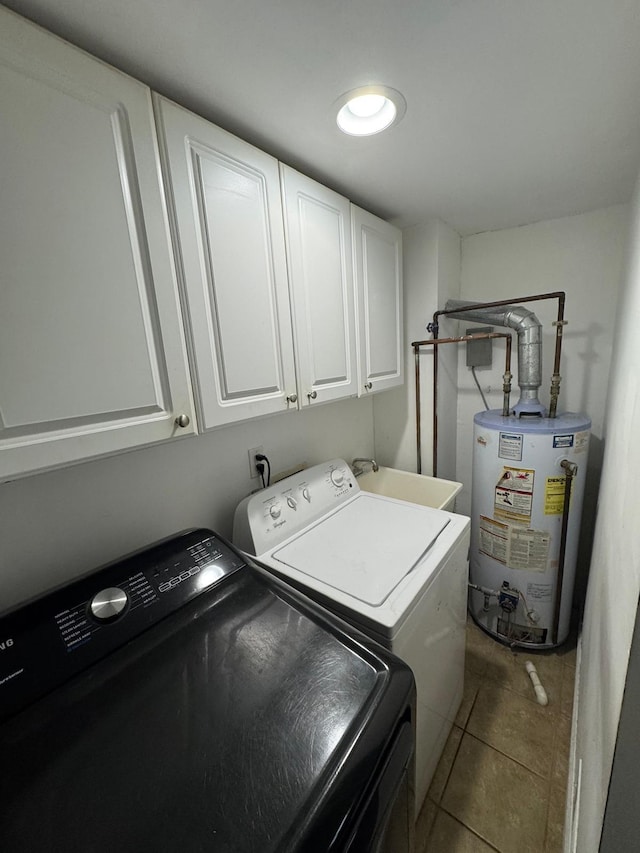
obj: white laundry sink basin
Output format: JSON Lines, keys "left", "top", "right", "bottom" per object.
{"left": 357, "top": 467, "right": 462, "bottom": 512}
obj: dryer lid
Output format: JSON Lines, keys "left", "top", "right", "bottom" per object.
{"left": 272, "top": 493, "right": 450, "bottom": 606}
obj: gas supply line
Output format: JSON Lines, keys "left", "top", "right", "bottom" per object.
{"left": 412, "top": 331, "right": 513, "bottom": 475}
{"left": 423, "top": 291, "right": 567, "bottom": 476}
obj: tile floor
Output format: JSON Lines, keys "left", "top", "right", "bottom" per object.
{"left": 416, "top": 618, "right": 576, "bottom": 853}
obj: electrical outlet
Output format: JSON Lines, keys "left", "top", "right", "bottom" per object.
{"left": 248, "top": 445, "right": 264, "bottom": 478}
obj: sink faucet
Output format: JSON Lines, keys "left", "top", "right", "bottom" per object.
{"left": 351, "top": 458, "right": 379, "bottom": 477}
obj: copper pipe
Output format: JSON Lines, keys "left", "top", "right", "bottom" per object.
{"left": 412, "top": 332, "right": 513, "bottom": 476}
{"left": 431, "top": 291, "right": 566, "bottom": 420}
{"left": 433, "top": 291, "right": 566, "bottom": 324}
{"left": 549, "top": 292, "right": 566, "bottom": 418}
{"left": 414, "top": 344, "right": 422, "bottom": 473}
{"left": 553, "top": 459, "right": 577, "bottom": 645}
{"left": 432, "top": 320, "right": 439, "bottom": 476}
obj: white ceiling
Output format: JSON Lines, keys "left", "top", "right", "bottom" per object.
{"left": 5, "top": 0, "right": 640, "bottom": 234}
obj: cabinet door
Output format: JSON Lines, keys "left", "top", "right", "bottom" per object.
{"left": 352, "top": 206, "right": 404, "bottom": 395}
{"left": 0, "top": 9, "right": 195, "bottom": 482}
{"left": 280, "top": 166, "right": 358, "bottom": 406}
{"left": 154, "top": 97, "right": 298, "bottom": 429}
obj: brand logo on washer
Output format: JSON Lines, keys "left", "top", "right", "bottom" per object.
{"left": 0, "top": 638, "right": 14, "bottom": 651}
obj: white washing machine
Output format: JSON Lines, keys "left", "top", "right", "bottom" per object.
{"left": 233, "top": 459, "right": 470, "bottom": 811}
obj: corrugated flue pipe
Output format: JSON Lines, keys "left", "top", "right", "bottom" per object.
{"left": 443, "top": 300, "right": 545, "bottom": 416}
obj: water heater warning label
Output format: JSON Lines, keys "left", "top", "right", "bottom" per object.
{"left": 545, "top": 476, "right": 567, "bottom": 514}
{"left": 494, "top": 467, "right": 535, "bottom": 523}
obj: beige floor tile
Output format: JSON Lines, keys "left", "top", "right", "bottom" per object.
{"left": 484, "top": 646, "right": 564, "bottom": 709}
{"left": 465, "top": 622, "right": 493, "bottom": 676}
{"left": 426, "top": 809, "right": 496, "bottom": 852}
{"left": 545, "top": 786, "right": 567, "bottom": 852}
{"left": 552, "top": 714, "right": 572, "bottom": 790}
{"left": 455, "top": 670, "right": 482, "bottom": 729}
{"left": 442, "top": 734, "right": 549, "bottom": 853}
{"left": 560, "top": 665, "right": 576, "bottom": 718}
{"left": 416, "top": 797, "right": 438, "bottom": 853}
{"left": 463, "top": 619, "right": 570, "bottom": 716}
{"left": 467, "top": 684, "right": 557, "bottom": 778}
{"left": 428, "top": 725, "right": 464, "bottom": 803}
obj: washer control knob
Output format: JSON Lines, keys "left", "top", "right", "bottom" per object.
{"left": 269, "top": 503, "right": 282, "bottom": 519}
{"left": 302, "top": 488, "right": 311, "bottom": 502}
{"left": 330, "top": 469, "right": 345, "bottom": 487}
{"left": 90, "top": 587, "right": 128, "bottom": 622}
{"left": 286, "top": 496, "right": 297, "bottom": 510}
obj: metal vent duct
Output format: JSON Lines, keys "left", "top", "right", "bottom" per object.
{"left": 444, "top": 299, "right": 544, "bottom": 415}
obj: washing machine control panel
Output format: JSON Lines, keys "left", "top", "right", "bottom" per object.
{"left": 0, "top": 529, "right": 245, "bottom": 724}
{"left": 234, "top": 459, "right": 359, "bottom": 555}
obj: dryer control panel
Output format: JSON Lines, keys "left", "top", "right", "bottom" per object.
{"left": 233, "top": 459, "right": 358, "bottom": 555}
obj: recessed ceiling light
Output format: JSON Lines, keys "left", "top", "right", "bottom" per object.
{"left": 335, "top": 85, "right": 406, "bottom": 136}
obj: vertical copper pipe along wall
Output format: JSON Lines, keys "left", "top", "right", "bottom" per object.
{"left": 552, "top": 460, "right": 577, "bottom": 644}
{"left": 412, "top": 332, "right": 513, "bottom": 475}
{"left": 432, "top": 291, "right": 566, "bottom": 418}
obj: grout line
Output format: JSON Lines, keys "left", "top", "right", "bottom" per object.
{"left": 542, "top": 731, "right": 558, "bottom": 852}
{"left": 435, "top": 804, "right": 502, "bottom": 852}
{"left": 434, "top": 725, "right": 465, "bottom": 804}
{"left": 473, "top": 670, "right": 565, "bottom": 716}
{"left": 462, "top": 681, "right": 480, "bottom": 731}
{"left": 461, "top": 730, "right": 561, "bottom": 785}
{"left": 460, "top": 619, "right": 572, "bottom": 852}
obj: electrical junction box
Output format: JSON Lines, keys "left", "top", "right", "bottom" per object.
{"left": 466, "top": 326, "right": 493, "bottom": 368}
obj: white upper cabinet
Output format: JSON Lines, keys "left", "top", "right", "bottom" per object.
{"left": 352, "top": 206, "right": 404, "bottom": 395}
{"left": 280, "top": 166, "right": 358, "bottom": 406}
{"left": 0, "top": 9, "right": 195, "bottom": 482}
{"left": 154, "top": 96, "right": 298, "bottom": 429}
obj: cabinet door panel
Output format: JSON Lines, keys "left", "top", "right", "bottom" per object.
{"left": 196, "top": 151, "right": 283, "bottom": 397}
{"left": 281, "top": 166, "right": 357, "bottom": 405}
{"left": 155, "top": 97, "right": 297, "bottom": 428}
{"left": 352, "top": 206, "right": 404, "bottom": 394}
{"left": 0, "top": 9, "right": 194, "bottom": 481}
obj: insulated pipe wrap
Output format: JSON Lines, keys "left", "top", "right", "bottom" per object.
{"left": 443, "top": 299, "right": 543, "bottom": 412}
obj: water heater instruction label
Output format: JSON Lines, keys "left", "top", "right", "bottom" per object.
{"left": 494, "top": 466, "right": 535, "bottom": 524}
{"left": 498, "top": 432, "right": 523, "bottom": 461}
{"left": 479, "top": 516, "right": 509, "bottom": 564}
{"left": 526, "top": 582, "right": 553, "bottom": 603}
{"left": 508, "top": 528, "right": 550, "bottom": 572}
{"left": 479, "top": 515, "right": 550, "bottom": 572}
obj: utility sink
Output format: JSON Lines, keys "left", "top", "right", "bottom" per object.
{"left": 357, "top": 467, "right": 462, "bottom": 512}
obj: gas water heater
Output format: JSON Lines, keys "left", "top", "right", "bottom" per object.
{"left": 444, "top": 298, "right": 590, "bottom": 649}
{"left": 471, "top": 410, "right": 590, "bottom": 647}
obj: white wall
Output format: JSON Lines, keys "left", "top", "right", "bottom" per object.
{"left": 373, "top": 218, "right": 461, "bottom": 479}
{"left": 453, "top": 205, "right": 629, "bottom": 604}
{"left": 0, "top": 397, "right": 374, "bottom": 611}
{"left": 571, "top": 180, "right": 640, "bottom": 852}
